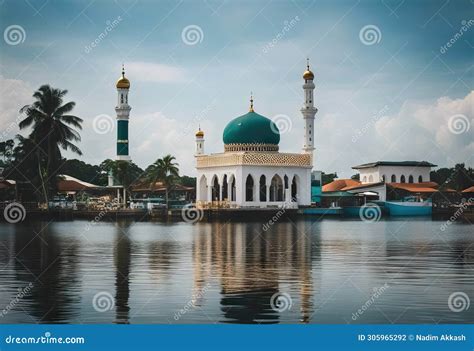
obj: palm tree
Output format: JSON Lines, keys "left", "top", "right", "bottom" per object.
{"left": 146, "top": 155, "right": 179, "bottom": 209}
{"left": 19, "top": 85, "right": 83, "bottom": 203}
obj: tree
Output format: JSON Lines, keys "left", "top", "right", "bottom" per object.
{"left": 19, "top": 85, "right": 83, "bottom": 203}
{"left": 431, "top": 164, "right": 474, "bottom": 191}
{"left": 58, "top": 159, "right": 104, "bottom": 185}
{"left": 145, "top": 155, "right": 179, "bottom": 209}
{"left": 101, "top": 159, "right": 144, "bottom": 205}
{"left": 322, "top": 172, "right": 338, "bottom": 185}
{"left": 0, "top": 139, "right": 14, "bottom": 164}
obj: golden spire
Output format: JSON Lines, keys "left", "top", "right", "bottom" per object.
{"left": 303, "top": 58, "right": 314, "bottom": 80}
{"left": 249, "top": 92, "right": 254, "bottom": 112}
{"left": 116, "top": 63, "right": 130, "bottom": 89}
{"left": 195, "top": 124, "right": 204, "bottom": 137}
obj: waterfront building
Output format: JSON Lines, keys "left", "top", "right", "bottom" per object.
{"left": 194, "top": 61, "right": 317, "bottom": 209}
{"left": 352, "top": 161, "right": 436, "bottom": 184}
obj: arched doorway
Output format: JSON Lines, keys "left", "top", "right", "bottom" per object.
{"left": 391, "top": 174, "right": 396, "bottom": 182}
{"left": 291, "top": 176, "right": 298, "bottom": 201}
{"left": 229, "top": 174, "right": 236, "bottom": 201}
{"left": 199, "top": 175, "right": 207, "bottom": 201}
{"left": 211, "top": 176, "right": 220, "bottom": 201}
{"left": 259, "top": 175, "right": 267, "bottom": 202}
{"left": 408, "top": 175, "right": 414, "bottom": 183}
{"left": 245, "top": 175, "right": 254, "bottom": 201}
{"left": 270, "top": 175, "right": 284, "bottom": 201}
{"left": 222, "top": 175, "right": 228, "bottom": 200}
{"left": 400, "top": 175, "right": 406, "bottom": 183}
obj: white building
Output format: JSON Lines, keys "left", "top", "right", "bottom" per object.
{"left": 194, "top": 61, "right": 318, "bottom": 209}
{"left": 353, "top": 161, "right": 436, "bottom": 184}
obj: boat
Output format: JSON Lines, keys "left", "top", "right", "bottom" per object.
{"left": 385, "top": 196, "right": 432, "bottom": 216}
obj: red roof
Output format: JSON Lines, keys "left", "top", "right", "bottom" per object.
{"left": 387, "top": 182, "right": 445, "bottom": 193}
{"left": 322, "top": 179, "right": 360, "bottom": 192}
{"left": 462, "top": 186, "right": 474, "bottom": 193}
{"left": 57, "top": 175, "right": 100, "bottom": 192}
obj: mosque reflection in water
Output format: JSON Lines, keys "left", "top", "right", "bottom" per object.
{"left": 191, "top": 221, "right": 320, "bottom": 324}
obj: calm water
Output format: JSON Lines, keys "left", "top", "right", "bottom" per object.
{"left": 0, "top": 218, "right": 472, "bottom": 324}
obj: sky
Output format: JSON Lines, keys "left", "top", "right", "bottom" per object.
{"left": 0, "top": 0, "right": 473, "bottom": 178}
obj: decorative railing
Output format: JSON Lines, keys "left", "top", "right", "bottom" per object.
{"left": 196, "top": 152, "right": 312, "bottom": 168}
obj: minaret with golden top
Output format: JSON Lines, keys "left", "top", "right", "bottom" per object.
{"left": 301, "top": 58, "right": 317, "bottom": 159}
{"left": 115, "top": 65, "right": 131, "bottom": 161}
{"left": 195, "top": 125, "right": 205, "bottom": 156}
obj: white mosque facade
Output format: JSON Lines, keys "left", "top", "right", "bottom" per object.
{"left": 194, "top": 62, "right": 317, "bottom": 209}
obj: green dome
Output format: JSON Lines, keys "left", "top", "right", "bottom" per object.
{"left": 222, "top": 111, "right": 280, "bottom": 145}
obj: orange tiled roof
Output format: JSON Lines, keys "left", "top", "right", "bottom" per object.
{"left": 322, "top": 179, "right": 360, "bottom": 192}
{"left": 387, "top": 182, "right": 440, "bottom": 193}
{"left": 462, "top": 186, "right": 474, "bottom": 193}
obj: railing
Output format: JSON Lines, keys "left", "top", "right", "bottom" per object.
{"left": 196, "top": 201, "right": 235, "bottom": 209}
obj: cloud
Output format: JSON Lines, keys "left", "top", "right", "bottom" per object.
{"left": 374, "top": 91, "right": 473, "bottom": 166}
{"left": 130, "top": 110, "right": 219, "bottom": 176}
{"left": 0, "top": 76, "right": 33, "bottom": 141}
{"left": 126, "top": 62, "right": 186, "bottom": 83}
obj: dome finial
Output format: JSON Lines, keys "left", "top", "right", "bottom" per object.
{"left": 195, "top": 124, "right": 204, "bottom": 137}
{"left": 116, "top": 63, "right": 131, "bottom": 89}
{"left": 249, "top": 92, "right": 254, "bottom": 112}
{"left": 303, "top": 58, "right": 314, "bottom": 80}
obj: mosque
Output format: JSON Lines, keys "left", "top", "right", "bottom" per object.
{"left": 194, "top": 61, "right": 317, "bottom": 209}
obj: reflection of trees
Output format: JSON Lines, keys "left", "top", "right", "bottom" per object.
{"left": 192, "top": 219, "right": 320, "bottom": 323}
{"left": 13, "top": 222, "right": 80, "bottom": 323}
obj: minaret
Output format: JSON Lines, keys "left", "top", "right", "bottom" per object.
{"left": 300, "top": 58, "right": 317, "bottom": 158}
{"left": 195, "top": 126, "right": 205, "bottom": 156}
{"left": 115, "top": 65, "right": 131, "bottom": 161}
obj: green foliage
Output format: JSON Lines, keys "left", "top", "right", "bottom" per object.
{"left": 145, "top": 155, "right": 180, "bottom": 208}
{"left": 18, "top": 85, "right": 83, "bottom": 202}
{"left": 430, "top": 163, "right": 474, "bottom": 191}
{"left": 322, "top": 172, "right": 338, "bottom": 185}
{"left": 179, "top": 175, "right": 196, "bottom": 187}
{"left": 351, "top": 173, "right": 360, "bottom": 181}
{"left": 57, "top": 159, "right": 106, "bottom": 186}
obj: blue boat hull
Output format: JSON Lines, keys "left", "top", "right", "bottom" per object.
{"left": 385, "top": 201, "right": 432, "bottom": 216}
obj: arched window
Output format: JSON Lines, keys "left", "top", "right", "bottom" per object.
{"left": 212, "top": 176, "right": 220, "bottom": 201}
{"left": 368, "top": 175, "right": 374, "bottom": 183}
{"left": 391, "top": 174, "right": 396, "bottom": 182}
{"left": 362, "top": 176, "right": 367, "bottom": 183}
{"left": 245, "top": 175, "right": 254, "bottom": 202}
{"left": 400, "top": 175, "right": 406, "bottom": 183}
{"left": 199, "top": 175, "right": 207, "bottom": 202}
{"left": 381, "top": 175, "right": 386, "bottom": 182}
{"left": 291, "top": 176, "right": 298, "bottom": 201}
{"left": 408, "top": 175, "right": 414, "bottom": 183}
{"left": 270, "top": 175, "right": 284, "bottom": 201}
{"left": 418, "top": 175, "right": 423, "bottom": 183}
{"left": 231, "top": 176, "right": 236, "bottom": 201}
{"left": 259, "top": 175, "right": 267, "bottom": 202}
{"left": 222, "top": 175, "right": 228, "bottom": 200}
